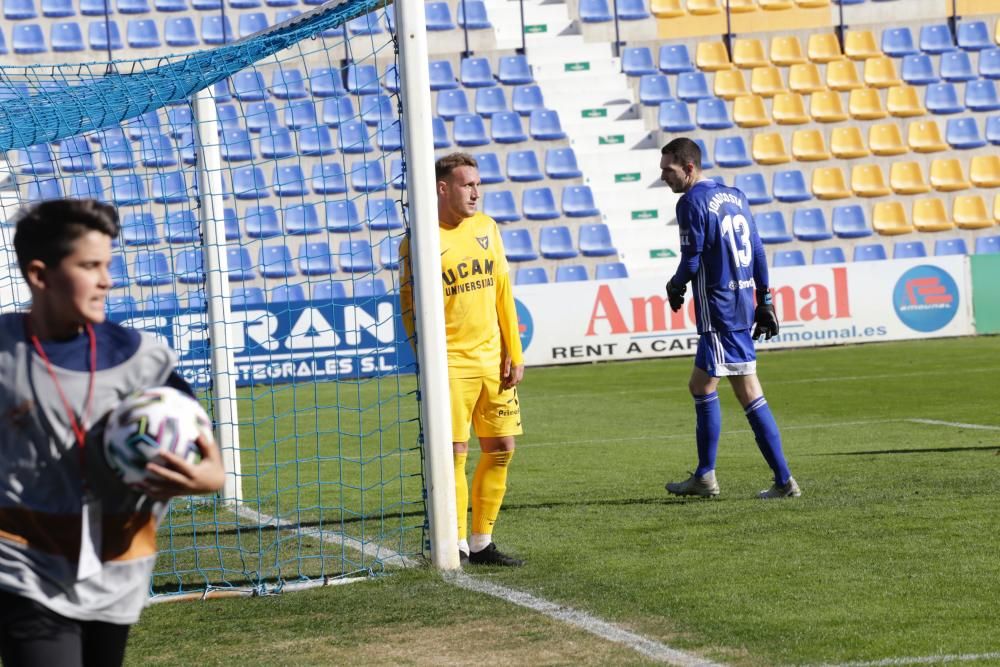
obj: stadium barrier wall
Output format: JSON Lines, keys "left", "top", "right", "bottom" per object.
{"left": 513, "top": 257, "right": 975, "bottom": 366}
{"left": 970, "top": 255, "right": 1000, "bottom": 335}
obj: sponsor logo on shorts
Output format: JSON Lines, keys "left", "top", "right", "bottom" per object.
{"left": 893, "top": 265, "right": 959, "bottom": 333}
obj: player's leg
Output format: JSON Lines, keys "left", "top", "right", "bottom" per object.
{"left": 666, "top": 334, "right": 721, "bottom": 497}
{"left": 0, "top": 590, "right": 85, "bottom": 667}
{"left": 81, "top": 621, "right": 130, "bottom": 667}
{"left": 449, "top": 376, "right": 481, "bottom": 561}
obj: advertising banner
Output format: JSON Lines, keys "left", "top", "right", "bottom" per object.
{"left": 970, "top": 254, "right": 1000, "bottom": 334}
{"left": 514, "top": 257, "right": 974, "bottom": 366}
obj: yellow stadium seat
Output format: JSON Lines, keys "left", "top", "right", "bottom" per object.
{"left": 872, "top": 201, "right": 913, "bottom": 235}
{"left": 826, "top": 59, "right": 863, "bottom": 91}
{"left": 714, "top": 69, "right": 749, "bottom": 99}
{"left": 889, "top": 161, "right": 930, "bottom": 194}
{"left": 869, "top": 122, "right": 907, "bottom": 156}
{"left": 791, "top": 129, "right": 830, "bottom": 161}
{"left": 912, "top": 197, "right": 953, "bottom": 232}
{"left": 849, "top": 88, "right": 887, "bottom": 120}
{"left": 930, "top": 158, "right": 971, "bottom": 192}
{"left": 733, "top": 39, "right": 768, "bottom": 69}
{"left": 733, "top": 95, "right": 771, "bottom": 127}
{"left": 851, "top": 164, "right": 890, "bottom": 197}
{"left": 812, "top": 166, "right": 850, "bottom": 199}
{"left": 953, "top": 195, "right": 993, "bottom": 229}
{"left": 686, "top": 0, "right": 721, "bottom": 15}
{"left": 651, "top": 0, "right": 685, "bottom": 17}
{"left": 795, "top": 0, "right": 829, "bottom": 6}
{"left": 810, "top": 90, "right": 848, "bottom": 123}
{"left": 808, "top": 33, "right": 842, "bottom": 63}
{"left": 831, "top": 126, "right": 870, "bottom": 158}
{"left": 752, "top": 132, "right": 791, "bottom": 164}
{"left": 727, "top": 0, "right": 757, "bottom": 11}
{"left": 864, "top": 56, "right": 901, "bottom": 89}
{"left": 772, "top": 92, "right": 809, "bottom": 124}
{"left": 759, "top": 0, "right": 793, "bottom": 9}
{"left": 995, "top": 193, "right": 1000, "bottom": 223}
{"left": 771, "top": 36, "right": 807, "bottom": 66}
{"left": 887, "top": 85, "right": 926, "bottom": 117}
{"left": 751, "top": 66, "right": 786, "bottom": 97}
{"left": 697, "top": 41, "right": 733, "bottom": 71}
{"left": 844, "top": 30, "right": 880, "bottom": 60}
{"left": 788, "top": 63, "right": 825, "bottom": 94}
{"left": 970, "top": 155, "right": 1000, "bottom": 188}
{"left": 908, "top": 120, "right": 947, "bottom": 153}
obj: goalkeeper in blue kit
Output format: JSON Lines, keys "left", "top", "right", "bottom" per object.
{"left": 659, "top": 138, "right": 800, "bottom": 499}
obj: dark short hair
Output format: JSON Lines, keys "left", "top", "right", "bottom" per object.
{"left": 13, "top": 198, "right": 120, "bottom": 277}
{"left": 661, "top": 137, "right": 702, "bottom": 168}
{"left": 435, "top": 152, "right": 478, "bottom": 181}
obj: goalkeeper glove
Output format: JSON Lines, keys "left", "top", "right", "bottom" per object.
{"left": 665, "top": 278, "right": 686, "bottom": 312}
{"left": 752, "top": 289, "right": 779, "bottom": 341}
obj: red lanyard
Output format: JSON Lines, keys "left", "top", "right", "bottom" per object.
{"left": 26, "top": 320, "right": 98, "bottom": 479}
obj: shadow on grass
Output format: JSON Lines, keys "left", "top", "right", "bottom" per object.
{"left": 812, "top": 445, "right": 999, "bottom": 457}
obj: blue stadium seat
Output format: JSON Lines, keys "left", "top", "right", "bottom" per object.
{"left": 882, "top": 27, "right": 917, "bottom": 57}
{"left": 562, "top": 185, "right": 599, "bottom": 217}
{"left": 461, "top": 57, "right": 494, "bottom": 87}
{"left": 578, "top": 0, "right": 611, "bottom": 22}
{"left": 137, "top": 293, "right": 179, "bottom": 315}
{"left": 58, "top": 136, "right": 93, "bottom": 172}
{"left": 51, "top": 22, "right": 83, "bottom": 51}
{"left": 5, "top": 0, "right": 36, "bottom": 18}
{"left": 151, "top": 170, "right": 186, "bottom": 203}
{"left": 222, "top": 208, "right": 239, "bottom": 240}
{"left": 425, "top": 1, "right": 454, "bottom": 30}
{"left": 772, "top": 250, "right": 805, "bottom": 267}
{"left": 231, "top": 287, "right": 264, "bottom": 307}
{"left": 201, "top": 15, "right": 233, "bottom": 44}
{"left": 107, "top": 295, "right": 136, "bottom": 314}
{"left": 659, "top": 100, "right": 695, "bottom": 132}
{"left": 348, "top": 160, "right": 385, "bottom": 193}
{"left": 475, "top": 152, "right": 504, "bottom": 184}
{"left": 213, "top": 104, "right": 240, "bottom": 133}
{"left": 436, "top": 89, "right": 469, "bottom": 119}
{"left": 934, "top": 238, "right": 967, "bottom": 256}
{"left": 109, "top": 174, "right": 144, "bottom": 205}
{"left": 694, "top": 138, "right": 713, "bottom": 169}
{"left": 79, "top": 0, "right": 108, "bottom": 14}
{"left": 901, "top": 54, "right": 938, "bottom": 85}
{"left": 492, "top": 111, "right": 527, "bottom": 143}
{"left": 773, "top": 169, "right": 811, "bottom": 203}
{"left": 299, "top": 242, "right": 336, "bottom": 275}
{"left": 347, "top": 11, "right": 382, "bottom": 35}
{"left": 429, "top": 60, "right": 458, "bottom": 90}
{"left": 125, "top": 18, "right": 158, "bottom": 47}
{"left": 376, "top": 121, "right": 403, "bottom": 151}
{"left": 756, "top": 211, "right": 793, "bottom": 243}
{"left": 677, "top": 72, "right": 711, "bottom": 102}
{"left": 233, "top": 70, "right": 267, "bottom": 101}
{"left": 108, "top": 254, "right": 128, "bottom": 288}
{"left": 313, "top": 281, "right": 347, "bottom": 300}
{"left": 220, "top": 129, "right": 253, "bottom": 162}
{"left": 270, "top": 285, "right": 307, "bottom": 304}
{"left": 118, "top": 0, "right": 148, "bottom": 12}
{"left": 17, "top": 144, "right": 54, "bottom": 174}
{"left": 192, "top": 0, "right": 221, "bottom": 9}
{"left": 981, "top": 48, "right": 1000, "bottom": 80}
{"left": 456, "top": 0, "right": 490, "bottom": 29}
{"left": 966, "top": 80, "right": 1000, "bottom": 112}
{"left": 155, "top": 0, "right": 185, "bottom": 10}
{"left": 500, "top": 228, "right": 538, "bottom": 261}
{"left": 309, "top": 67, "right": 346, "bottom": 97}
{"left": 272, "top": 164, "right": 307, "bottom": 197}
{"left": 940, "top": 51, "right": 976, "bottom": 82}
{"left": 454, "top": 114, "right": 490, "bottom": 146}
{"left": 260, "top": 245, "right": 296, "bottom": 278}
{"left": 13, "top": 24, "right": 46, "bottom": 53}
{"left": 388, "top": 159, "right": 403, "bottom": 191}
{"left": 919, "top": 24, "right": 956, "bottom": 54}
{"left": 696, "top": 97, "right": 733, "bottom": 130}
{"left": 793, "top": 208, "right": 833, "bottom": 241}
{"left": 511, "top": 84, "right": 545, "bottom": 116}
{"left": 89, "top": 19, "right": 122, "bottom": 50}
{"left": 475, "top": 86, "right": 508, "bottom": 116}
{"left": 346, "top": 63, "right": 379, "bottom": 94}
{"left": 165, "top": 210, "right": 198, "bottom": 243}
{"left": 258, "top": 126, "right": 295, "bottom": 158}
{"left": 893, "top": 241, "right": 928, "bottom": 259}
{"left": 579, "top": 224, "right": 616, "bottom": 257}
{"left": 622, "top": 47, "right": 656, "bottom": 76}
{"left": 271, "top": 68, "right": 307, "bottom": 99}
{"left": 165, "top": 106, "right": 192, "bottom": 137}
{"left": 42, "top": 0, "right": 72, "bottom": 16}
{"left": 639, "top": 74, "right": 672, "bottom": 105}
{"left": 300, "top": 126, "right": 336, "bottom": 155}
{"left": 498, "top": 55, "right": 532, "bottom": 85}
{"left": 545, "top": 148, "right": 582, "bottom": 179}
{"left": 379, "top": 235, "right": 403, "bottom": 270}
{"left": 734, "top": 173, "right": 770, "bottom": 205}
{"left": 957, "top": 20, "right": 991, "bottom": 51}
{"left": 616, "top": 0, "right": 648, "bottom": 20}
{"left": 232, "top": 166, "right": 267, "bottom": 199}
{"left": 946, "top": 117, "right": 986, "bottom": 149}
{"left": 321, "top": 96, "right": 354, "bottom": 127}
{"left": 515, "top": 267, "right": 549, "bottom": 285}
{"left": 174, "top": 249, "right": 204, "bottom": 284}
{"left": 974, "top": 236, "right": 1000, "bottom": 254}
{"left": 164, "top": 17, "right": 196, "bottom": 46}
{"left": 812, "top": 246, "right": 846, "bottom": 264}
{"left": 385, "top": 65, "right": 401, "bottom": 93}
{"left": 539, "top": 225, "right": 578, "bottom": 259}
{"left": 832, "top": 205, "right": 872, "bottom": 238}
{"left": 926, "top": 82, "right": 963, "bottom": 114}
{"left": 987, "top": 115, "right": 1000, "bottom": 144}
{"left": 121, "top": 213, "right": 158, "bottom": 246}
{"left": 366, "top": 198, "right": 402, "bottom": 230}
{"left": 311, "top": 163, "right": 347, "bottom": 194}
{"left": 714, "top": 136, "right": 751, "bottom": 168}
{"left": 522, "top": 187, "right": 559, "bottom": 220}
{"left": 284, "top": 203, "right": 321, "bottom": 235}
{"left": 432, "top": 116, "right": 451, "bottom": 148}
{"left": 134, "top": 251, "right": 171, "bottom": 286}
{"left": 555, "top": 265, "right": 588, "bottom": 282}
{"left": 326, "top": 200, "right": 362, "bottom": 232}
{"left": 507, "top": 150, "right": 543, "bottom": 182}
{"left": 529, "top": 109, "right": 566, "bottom": 140}
{"left": 285, "top": 99, "right": 318, "bottom": 130}
{"left": 659, "top": 44, "right": 693, "bottom": 74}
{"left": 245, "top": 205, "right": 280, "bottom": 238}
{"left": 595, "top": 262, "right": 628, "bottom": 280}
{"left": 360, "top": 94, "right": 394, "bottom": 125}
{"left": 354, "top": 278, "right": 387, "bottom": 298}
{"left": 340, "top": 239, "right": 375, "bottom": 273}
{"left": 483, "top": 190, "right": 520, "bottom": 223}
{"left": 69, "top": 174, "right": 104, "bottom": 200}
{"left": 139, "top": 134, "right": 176, "bottom": 167}
{"left": 853, "top": 243, "right": 887, "bottom": 261}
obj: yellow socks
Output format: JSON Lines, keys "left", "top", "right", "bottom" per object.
{"left": 470, "top": 450, "right": 514, "bottom": 541}
{"left": 454, "top": 451, "right": 469, "bottom": 542}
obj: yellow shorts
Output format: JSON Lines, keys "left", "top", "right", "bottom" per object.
{"left": 449, "top": 375, "right": 523, "bottom": 443}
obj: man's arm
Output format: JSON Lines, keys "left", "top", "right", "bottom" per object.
{"left": 495, "top": 265, "right": 524, "bottom": 390}
{"left": 749, "top": 216, "right": 779, "bottom": 340}
{"left": 666, "top": 197, "right": 704, "bottom": 312}
{"left": 397, "top": 236, "right": 417, "bottom": 346}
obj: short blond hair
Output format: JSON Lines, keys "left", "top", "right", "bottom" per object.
{"left": 435, "top": 152, "right": 478, "bottom": 181}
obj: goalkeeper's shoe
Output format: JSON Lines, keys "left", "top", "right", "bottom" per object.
{"left": 468, "top": 543, "right": 524, "bottom": 567}
{"left": 665, "top": 471, "right": 720, "bottom": 498}
{"left": 757, "top": 477, "right": 801, "bottom": 499}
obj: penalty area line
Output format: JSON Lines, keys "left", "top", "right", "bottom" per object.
{"left": 813, "top": 651, "right": 1000, "bottom": 667}
{"left": 905, "top": 419, "right": 1000, "bottom": 432}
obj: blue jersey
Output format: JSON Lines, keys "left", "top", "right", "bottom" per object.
{"left": 670, "top": 180, "right": 769, "bottom": 334}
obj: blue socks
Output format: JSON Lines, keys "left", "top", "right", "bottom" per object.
{"left": 744, "top": 396, "right": 791, "bottom": 485}
{"left": 693, "top": 392, "right": 721, "bottom": 477}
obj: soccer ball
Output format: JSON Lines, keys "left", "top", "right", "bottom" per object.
{"left": 102, "top": 386, "right": 212, "bottom": 488}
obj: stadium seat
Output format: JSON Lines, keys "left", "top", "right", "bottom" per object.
{"left": 461, "top": 57, "right": 494, "bottom": 87}
{"left": 953, "top": 195, "right": 992, "bottom": 229}
{"left": 940, "top": 52, "right": 976, "bottom": 83}
{"left": 908, "top": 120, "right": 947, "bottom": 152}
{"left": 165, "top": 210, "right": 198, "bottom": 243}
{"left": 788, "top": 63, "right": 825, "bottom": 94}
{"left": 889, "top": 161, "right": 930, "bottom": 194}
{"left": 245, "top": 100, "right": 281, "bottom": 134}
{"left": 934, "top": 238, "right": 967, "bottom": 256}
{"left": 325, "top": 200, "right": 361, "bottom": 232}
{"left": 122, "top": 213, "right": 159, "bottom": 246}
{"left": 521, "top": 187, "right": 559, "bottom": 220}
{"left": 831, "top": 126, "right": 870, "bottom": 158}
{"left": 659, "top": 44, "right": 694, "bottom": 74}
{"left": 650, "top": 0, "right": 683, "bottom": 17}
{"left": 134, "top": 251, "right": 171, "bottom": 286}
{"left": 554, "top": 265, "right": 588, "bottom": 282}
{"left": 926, "top": 82, "right": 964, "bottom": 114}
{"left": 717, "top": 136, "right": 753, "bottom": 167}
{"left": 865, "top": 57, "right": 900, "bottom": 88}
{"left": 812, "top": 246, "right": 846, "bottom": 264}
{"left": 696, "top": 97, "right": 733, "bottom": 129}
{"left": 772, "top": 92, "right": 809, "bottom": 124}
{"left": 498, "top": 55, "right": 532, "bottom": 85}
{"left": 901, "top": 54, "right": 938, "bottom": 85}
{"left": 756, "top": 211, "right": 793, "bottom": 243}
{"left": 424, "top": 2, "right": 454, "bottom": 29}
{"left": 245, "top": 205, "right": 280, "bottom": 238}
{"left": 88, "top": 20, "right": 124, "bottom": 50}
{"left": 231, "top": 287, "right": 264, "bottom": 307}
{"left": 514, "top": 267, "right": 548, "bottom": 285}
{"left": 966, "top": 80, "right": 1000, "bottom": 112}
{"left": 108, "top": 174, "right": 144, "bottom": 205}
{"left": 453, "top": 114, "right": 490, "bottom": 147}
{"left": 850, "top": 164, "right": 890, "bottom": 197}
{"left": 732, "top": 38, "right": 767, "bottom": 70}
{"left": 716, "top": 74, "right": 752, "bottom": 101}
{"left": 677, "top": 72, "right": 711, "bottom": 101}
{"left": 309, "top": 67, "right": 346, "bottom": 97}
{"left": 221, "top": 129, "right": 254, "bottom": 162}
{"left": 507, "top": 150, "right": 543, "bottom": 182}
{"left": 436, "top": 89, "right": 469, "bottom": 119}
{"left": 733, "top": 95, "right": 770, "bottom": 127}
{"left": 16, "top": 144, "right": 54, "bottom": 175}
{"left": 696, "top": 41, "right": 732, "bottom": 71}
{"left": 811, "top": 90, "right": 847, "bottom": 122}
{"left": 311, "top": 163, "right": 347, "bottom": 194}
{"left": 687, "top": 0, "right": 721, "bottom": 13}
{"left": 50, "top": 22, "right": 83, "bottom": 51}
{"left": 238, "top": 12, "right": 268, "bottom": 38}
{"left": 545, "top": 147, "right": 583, "bottom": 179}
{"left": 831, "top": 205, "right": 872, "bottom": 239}
{"left": 868, "top": 123, "right": 907, "bottom": 157}
{"left": 658, "top": 101, "right": 695, "bottom": 132}
{"left": 222, "top": 208, "right": 239, "bottom": 240}
{"left": 694, "top": 138, "right": 713, "bottom": 169}
{"left": 529, "top": 109, "right": 566, "bottom": 140}
{"left": 475, "top": 86, "right": 508, "bottom": 116}
{"left": 882, "top": 27, "right": 917, "bottom": 57}
{"left": 271, "top": 68, "right": 307, "bottom": 100}
{"left": 970, "top": 155, "right": 1000, "bottom": 187}
{"left": 174, "top": 249, "right": 204, "bottom": 285}
{"left": 347, "top": 11, "right": 384, "bottom": 35}
{"left": 491, "top": 112, "right": 527, "bottom": 143}
{"left": 975, "top": 236, "right": 1000, "bottom": 254}
{"left": 751, "top": 66, "right": 786, "bottom": 97}
{"left": 623, "top": 47, "right": 657, "bottom": 76}
{"left": 893, "top": 241, "right": 928, "bottom": 259}
{"left": 108, "top": 255, "right": 128, "bottom": 288}
{"left": 269, "top": 285, "right": 307, "bottom": 305}
{"left": 232, "top": 70, "right": 266, "bottom": 101}
{"left": 812, "top": 166, "right": 850, "bottom": 199}
{"left": 920, "top": 24, "right": 956, "bottom": 54}
{"left": 639, "top": 74, "right": 673, "bottom": 106}
{"left": 872, "top": 201, "right": 913, "bottom": 235}
{"left": 339, "top": 239, "right": 375, "bottom": 273}
{"left": 773, "top": 169, "right": 811, "bottom": 202}
{"left": 258, "top": 128, "right": 294, "bottom": 159}
{"left": 284, "top": 203, "right": 321, "bottom": 235}
{"left": 844, "top": 29, "right": 880, "bottom": 60}
{"left": 337, "top": 121, "right": 371, "bottom": 153}
{"left": 768, "top": 35, "right": 804, "bottom": 67}
{"left": 151, "top": 170, "right": 187, "bottom": 204}
{"left": 13, "top": 24, "right": 46, "bottom": 53}
{"left": 259, "top": 245, "right": 296, "bottom": 278}
{"left": 201, "top": 15, "right": 233, "bottom": 44}
{"left": 827, "top": 59, "right": 863, "bottom": 91}
{"left": 539, "top": 225, "right": 578, "bottom": 259}
{"left": 595, "top": 262, "right": 628, "bottom": 280}
{"left": 981, "top": 48, "right": 1000, "bottom": 80}
{"left": 615, "top": 0, "right": 649, "bottom": 20}
{"left": 579, "top": 224, "right": 617, "bottom": 257}
{"left": 232, "top": 165, "right": 268, "bottom": 199}
{"left": 793, "top": 208, "right": 833, "bottom": 241}
{"left": 139, "top": 134, "right": 176, "bottom": 168}
{"left": 946, "top": 117, "right": 986, "bottom": 149}
{"left": 578, "top": 0, "right": 612, "bottom": 20}
{"left": 475, "top": 152, "right": 504, "bottom": 184}
{"left": 988, "top": 115, "right": 1000, "bottom": 144}
{"left": 887, "top": 84, "right": 926, "bottom": 117}
{"left": 501, "top": 228, "right": 538, "bottom": 261}
{"left": 957, "top": 20, "right": 991, "bottom": 51}
{"left": 483, "top": 190, "right": 520, "bottom": 223}
{"left": 929, "top": 158, "right": 970, "bottom": 192}
{"left": 379, "top": 236, "right": 403, "bottom": 270}
{"left": 807, "top": 33, "right": 841, "bottom": 63}
{"left": 137, "top": 293, "right": 180, "bottom": 315}
{"left": 366, "top": 198, "right": 402, "bottom": 230}
{"left": 5, "top": 0, "right": 36, "bottom": 17}
{"left": 853, "top": 243, "right": 887, "bottom": 261}
{"left": 562, "top": 185, "right": 599, "bottom": 217}
{"left": 772, "top": 250, "right": 805, "bottom": 267}
{"left": 346, "top": 63, "right": 379, "bottom": 95}
{"left": 734, "top": 172, "right": 771, "bottom": 204}
{"left": 312, "top": 281, "right": 347, "bottom": 301}
{"left": 912, "top": 197, "right": 953, "bottom": 231}
{"left": 57, "top": 136, "right": 94, "bottom": 172}
{"left": 321, "top": 97, "right": 355, "bottom": 127}
{"left": 428, "top": 60, "right": 458, "bottom": 91}
{"left": 42, "top": 0, "right": 73, "bottom": 16}
{"left": 68, "top": 175, "right": 104, "bottom": 200}
{"left": 512, "top": 84, "right": 545, "bottom": 116}
{"left": 100, "top": 138, "right": 134, "bottom": 170}
{"left": 299, "top": 242, "right": 336, "bottom": 276}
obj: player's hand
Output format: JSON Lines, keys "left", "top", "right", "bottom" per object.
{"left": 752, "top": 290, "right": 779, "bottom": 341}
{"left": 500, "top": 356, "right": 524, "bottom": 391}
{"left": 141, "top": 432, "right": 226, "bottom": 501}
{"left": 665, "top": 278, "right": 686, "bottom": 312}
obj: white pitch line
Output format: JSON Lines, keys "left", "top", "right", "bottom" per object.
{"left": 813, "top": 651, "right": 1000, "bottom": 667}
{"left": 448, "top": 571, "right": 725, "bottom": 667}
{"left": 905, "top": 419, "right": 1000, "bottom": 432}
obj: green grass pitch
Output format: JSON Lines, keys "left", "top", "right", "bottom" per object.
{"left": 132, "top": 336, "right": 1000, "bottom": 666}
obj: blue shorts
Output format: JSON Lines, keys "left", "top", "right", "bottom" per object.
{"left": 695, "top": 329, "right": 757, "bottom": 377}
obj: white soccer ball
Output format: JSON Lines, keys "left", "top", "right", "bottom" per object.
{"left": 102, "top": 386, "right": 212, "bottom": 488}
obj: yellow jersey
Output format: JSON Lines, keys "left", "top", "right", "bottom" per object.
{"left": 400, "top": 212, "right": 523, "bottom": 378}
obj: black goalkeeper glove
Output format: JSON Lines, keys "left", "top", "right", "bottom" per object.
{"left": 752, "top": 289, "right": 779, "bottom": 341}
{"left": 665, "top": 278, "right": 686, "bottom": 313}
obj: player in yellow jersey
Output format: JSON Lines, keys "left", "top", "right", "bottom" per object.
{"left": 399, "top": 153, "right": 525, "bottom": 567}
